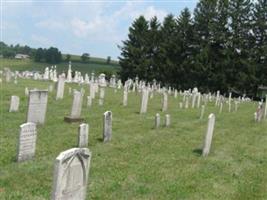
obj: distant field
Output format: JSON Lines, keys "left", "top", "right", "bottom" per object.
{"left": 0, "top": 58, "right": 120, "bottom": 76}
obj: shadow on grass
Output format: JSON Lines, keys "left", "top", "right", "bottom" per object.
{"left": 193, "top": 148, "right": 202, "bottom": 156}
{"left": 97, "top": 138, "right": 103, "bottom": 142}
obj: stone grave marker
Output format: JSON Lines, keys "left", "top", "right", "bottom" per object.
{"left": 56, "top": 75, "right": 65, "bottom": 100}
{"left": 17, "top": 122, "right": 37, "bottom": 162}
{"left": 78, "top": 123, "right": 89, "bottom": 147}
{"left": 103, "top": 111, "right": 112, "bottom": 142}
{"left": 202, "top": 113, "right": 215, "bottom": 156}
{"left": 64, "top": 90, "right": 84, "bottom": 123}
{"left": 200, "top": 105, "right": 205, "bottom": 120}
{"left": 9, "top": 95, "right": 20, "bottom": 112}
{"left": 165, "top": 114, "right": 170, "bottom": 127}
{"left": 155, "top": 113, "right": 160, "bottom": 129}
{"left": 140, "top": 88, "right": 149, "bottom": 114}
{"left": 162, "top": 92, "right": 168, "bottom": 112}
{"left": 27, "top": 90, "right": 48, "bottom": 124}
{"left": 51, "top": 148, "right": 92, "bottom": 200}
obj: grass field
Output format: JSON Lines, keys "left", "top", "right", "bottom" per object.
{"left": 0, "top": 58, "right": 120, "bottom": 76}
{"left": 0, "top": 78, "right": 267, "bottom": 200}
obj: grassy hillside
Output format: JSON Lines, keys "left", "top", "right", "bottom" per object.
{"left": 0, "top": 57, "right": 120, "bottom": 76}
{"left": 0, "top": 78, "right": 267, "bottom": 199}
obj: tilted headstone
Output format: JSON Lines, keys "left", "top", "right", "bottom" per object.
{"left": 9, "top": 95, "right": 20, "bottom": 112}
{"left": 202, "top": 113, "right": 215, "bottom": 156}
{"left": 155, "top": 113, "right": 160, "bottom": 129}
{"left": 17, "top": 122, "right": 37, "bottom": 162}
{"left": 140, "top": 88, "right": 149, "bottom": 114}
{"left": 56, "top": 75, "right": 65, "bottom": 100}
{"left": 165, "top": 114, "right": 170, "bottom": 127}
{"left": 78, "top": 123, "right": 89, "bottom": 147}
{"left": 51, "top": 148, "right": 92, "bottom": 200}
{"left": 27, "top": 90, "right": 48, "bottom": 124}
{"left": 103, "top": 111, "right": 112, "bottom": 142}
{"left": 64, "top": 90, "right": 84, "bottom": 122}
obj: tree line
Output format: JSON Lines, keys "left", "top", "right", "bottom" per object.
{"left": 119, "top": 0, "right": 267, "bottom": 96}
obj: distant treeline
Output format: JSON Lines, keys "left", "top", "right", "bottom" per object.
{"left": 119, "top": 0, "right": 267, "bottom": 96}
{"left": 0, "top": 41, "right": 117, "bottom": 65}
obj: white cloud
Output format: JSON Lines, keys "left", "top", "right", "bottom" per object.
{"left": 35, "top": 19, "right": 66, "bottom": 30}
{"left": 143, "top": 6, "right": 167, "bottom": 22}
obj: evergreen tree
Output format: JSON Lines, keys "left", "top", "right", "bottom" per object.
{"left": 119, "top": 16, "right": 149, "bottom": 81}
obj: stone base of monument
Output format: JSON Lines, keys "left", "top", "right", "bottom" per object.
{"left": 64, "top": 116, "right": 84, "bottom": 123}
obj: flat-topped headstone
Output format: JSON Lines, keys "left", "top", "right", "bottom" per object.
{"left": 56, "top": 75, "right": 65, "bottom": 100}
{"left": 202, "top": 113, "right": 215, "bottom": 156}
{"left": 64, "top": 90, "right": 84, "bottom": 123}
{"left": 103, "top": 111, "right": 112, "bottom": 142}
{"left": 155, "top": 113, "right": 160, "bottom": 128}
{"left": 27, "top": 90, "right": 48, "bottom": 124}
{"left": 78, "top": 123, "right": 89, "bottom": 147}
{"left": 51, "top": 148, "right": 92, "bottom": 200}
{"left": 17, "top": 122, "right": 37, "bottom": 162}
{"left": 9, "top": 95, "right": 20, "bottom": 112}
{"left": 165, "top": 114, "right": 170, "bottom": 127}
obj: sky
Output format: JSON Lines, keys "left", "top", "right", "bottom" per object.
{"left": 2, "top": 0, "right": 198, "bottom": 60}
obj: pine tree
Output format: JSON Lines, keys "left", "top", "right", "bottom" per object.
{"left": 228, "top": 0, "right": 254, "bottom": 94}
{"left": 252, "top": 0, "right": 267, "bottom": 89}
{"left": 119, "top": 16, "right": 149, "bottom": 81}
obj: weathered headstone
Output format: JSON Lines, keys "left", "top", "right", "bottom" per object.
{"left": 56, "top": 75, "right": 65, "bottom": 100}
{"left": 51, "top": 148, "right": 92, "bottom": 200}
{"left": 9, "top": 95, "right": 20, "bottom": 112}
{"left": 200, "top": 105, "right": 205, "bottom": 120}
{"left": 78, "top": 123, "right": 89, "bottom": 147}
{"left": 27, "top": 90, "right": 48, "bottom": 124}
{"left": 155, "top": 113, "right": 160, "bottom": 129}
{"left": 103, "top": 111, "right": 112, "bottom": 142}
{"left": 140, "top": 88, "right": 149, "bottom": 114}
{"left": 165, "top": 114, "right": 170, "bottom": 127}
{"left": 87, "top": 96, "right": 92, "bottom": 107}
{"left": 123, "top": 88, "right": 128, "bottom": 106}
{"left": 162, "top": 92, "right": 168, "bottom": 112}
{"left": 17, "top": 122, "right": 37, "bottom": 162}
{"left": 64, "top": 90, "right": 84, "bottom": 123}
{"left": 202, "top": 113, "right": 215, "bottom": 156}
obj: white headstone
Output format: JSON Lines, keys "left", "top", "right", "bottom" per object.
{"left": 9, "top": 95, "right": 20, "bottom": 112}
{"left": 27, "top": 90, "right": 48, "bottom": 124}
{"left": 78, "top": 123, "right": 89, "bottom": 147}
{"left": 155, "top": 113, "right": 160, "bottom": 128}
{"left": 123, "top": 88, "right": 128, "bottom": 106}
{"left": 70, "top": 91, "right": 83, "bottom": 118}
{"left": 56, "top": 75, "right": 65, "bottom": 100}
{"left": 51, "top": 148, "right": 92, "bottom": 200}
{"left": 200, "top": 105, "right": 205, "bottom": 120}
{"left": 17, "top": 122, "right": 37, "bottom": 162}
{"left": 162, "top": 92, "right": 168, "bottom": 112}
{"left": 140, "top": 88, "right": 149, "bottom": 114}
{"left": 165, "top": 114, "right": 170, "bottom": 127}
{"left": 202, "top": 113, "right": 215, "bottom": 156}
{"left": 103, "top": 111, "right": 112, "bottom": 142}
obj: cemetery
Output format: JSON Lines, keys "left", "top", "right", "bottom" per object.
{"left": 1, "top": 0, "right": 267, "bottom": 199}
{"left": 0, "top": 65, "right": 267, "bottom": 199}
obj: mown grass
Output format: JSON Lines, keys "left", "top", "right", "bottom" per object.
{"left": 0, "top": 58, "right": 120, "bottom": 76}
{"left": 0, "top": 78, "right": 267, "bottom": 200}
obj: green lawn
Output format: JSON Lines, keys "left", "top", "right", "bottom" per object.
{"left": 0, "top": 58, "right": 120, "bottom": 76}
{"left": 0, "top": 78, "right": 267, "bottom": 200}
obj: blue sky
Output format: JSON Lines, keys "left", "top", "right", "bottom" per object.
{"left": 2, "top": 0, "right": 198, "bottom": 60}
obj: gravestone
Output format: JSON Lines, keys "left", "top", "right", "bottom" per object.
{"left": 98, "top": 87, "right": 105, "bottom": 106}
{"left": 78, "top": 123, "right": 89, "bottom": 147}
{"left": 27, "top": 90, "right": 48, "bottom": 124}
{"left": 64, "top": 90, "right": 84, "bottom": 123}
{"left": 51, "top": 148, "right": 92, "bottom": 200}
{"left": 123, "top": 88, "right": 128, "bottom": 106}
{"left": 162, "top": 92, "right": 168, "bottom": 112}
{"left": 140, "top": 88, "right": 149, "bottom": 114}
{"left": 165, "top": 114, "right": 170, "bottom": 127}
{"left": 202, "top": 113, "right": 215, "bottom": 156}
{"left": 200, "top": 105, "right": 205, "bottom": 120}
{"left": 17, "top": 122, "right": 37, "bottom": 162}
{"left": 103, "top": 111, "right": 112, "bottom": 142}
{"left": 56, "top": 75, "right": 65, "bottom": 100}
{"left": 179, "top": 102, "right": 183, "bottom": 109}
{"left": 219, "top": 102, "right": 223, "bottom": 113}
{"left": 87, "top": 96, "right": 92, "bottom": 107}
{"left": 155, "top": 113, "right": 160, "bottom": 129}
{"left": 9, "top": 95, "right": 20, "bottom": 112}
